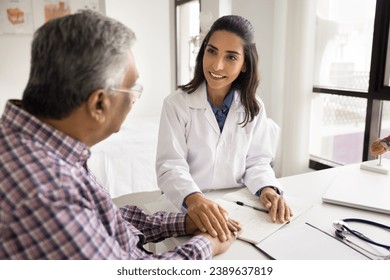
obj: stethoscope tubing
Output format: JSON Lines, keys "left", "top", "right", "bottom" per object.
{"left": 334, "top": 218, "right": 390, "bottom": 251}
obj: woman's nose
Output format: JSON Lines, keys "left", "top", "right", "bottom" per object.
{"left": 212, "top": 56, "right": 224, "bottom": 71}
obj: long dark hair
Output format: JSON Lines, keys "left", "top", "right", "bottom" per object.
{"left": 179, "top": 15, "right": 260, "bottom": 126}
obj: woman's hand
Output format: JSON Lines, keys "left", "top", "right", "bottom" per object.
{"left": 259, "top": 187, "right": 292, "bottom": 223}
{"left": 185, "top": 193, "right": 240, "bottom": 242}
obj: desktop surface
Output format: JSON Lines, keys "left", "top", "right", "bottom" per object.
{"left": 113, "top": 160, "right": 390, "bottom": 260}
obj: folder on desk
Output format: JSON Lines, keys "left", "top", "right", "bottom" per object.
{"left": 322, "top": 166, "right": 390, "bottom": 215}
{"left": 255, "top": 223, "right": 370, "bottom": 260}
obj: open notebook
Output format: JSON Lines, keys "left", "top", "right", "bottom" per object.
{"left": 322, "top": 166, "right": 390, "bottom": 215}
{"left": 215, "top": 188, "right": 312, "bottom": 244}
{"left": 143, "top": 188, "right": 311, "bottom": 245}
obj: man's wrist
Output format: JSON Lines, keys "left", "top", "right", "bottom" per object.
{"left": 185, "top": 213, "right": 198, "bottom": 234}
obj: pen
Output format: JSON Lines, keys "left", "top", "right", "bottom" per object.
{"left": 235, "top": 201, "right": 269, "bottom": 214}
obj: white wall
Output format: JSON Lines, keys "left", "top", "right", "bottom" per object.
{"left": 0, "top": 35, "right": 31, "bottom": 113}
{"left": 105, "top": 0, "right": 173, "bottom": 118}
{"left": 231, "top": 0, "right": 276, "bottom": 118}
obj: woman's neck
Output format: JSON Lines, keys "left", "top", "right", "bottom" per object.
{"left": 207, "top": 86, "right": 231, "bottom": 108}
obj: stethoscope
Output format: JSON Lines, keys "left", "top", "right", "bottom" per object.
{"left": 333, "top": 218, "right": 390, "bottom": 260}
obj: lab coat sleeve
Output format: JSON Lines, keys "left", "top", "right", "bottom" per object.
{"left": 156, "top": 94, "right": 201, "bottom": 210}
{"left": 243, "top": 100, "right": 284, "bottom": 195}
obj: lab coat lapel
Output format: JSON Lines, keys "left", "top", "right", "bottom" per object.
{"left": 204, "top": 106, "right": 221, "bottom": 134}
{"left": 188, "top": 83, "right": 221, "bottom": 134}
{"left": 223, "top": 89, "right": 244, "bottom": 133}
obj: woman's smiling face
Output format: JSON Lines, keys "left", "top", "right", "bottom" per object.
{"left": 202, "top": 30, "right": 246, "bottom": 96}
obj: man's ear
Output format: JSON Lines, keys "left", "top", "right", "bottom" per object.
{"left": 87, "top": 89, "right": 109, "bottom": 124}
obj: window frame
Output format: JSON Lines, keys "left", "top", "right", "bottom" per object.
{"left": 310, "top": 0, "right": 390, "bottom": 170}
{"left": 174, "top": 0, "right": 201, "bottom": 89}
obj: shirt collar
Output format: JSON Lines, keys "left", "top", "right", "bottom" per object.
{"left": 2, "top": 100, "right": 91, "bottom": 166}
{"left": 187, "top": 82, "right": 238, "bottom": 109}
{"left": 207, "top": 88, "right": 234, "bottom": 114}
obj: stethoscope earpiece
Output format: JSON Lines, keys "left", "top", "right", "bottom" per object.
{"left": 333, "top": 220, "right": 348, "bottom": 231}
{"left": 333, "top": 220, "right": 349, "bottom": 240}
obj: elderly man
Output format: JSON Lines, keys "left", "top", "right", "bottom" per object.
{"left": 0, "top": 10, "right": 238, "bottom": 259}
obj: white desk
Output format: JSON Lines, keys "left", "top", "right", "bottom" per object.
{"left": 113, "top": 160, "right": 390, "bottom": 259}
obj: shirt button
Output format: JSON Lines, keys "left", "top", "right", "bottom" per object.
{"left": 81, "top": 149, "right": 89, "bottom": 156}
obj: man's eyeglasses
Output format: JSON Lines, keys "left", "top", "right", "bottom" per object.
{"left": 110, "top": 83, "right": 143, "bottom": 100}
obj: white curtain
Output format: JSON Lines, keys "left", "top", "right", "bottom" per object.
{"left": 271, "top": 0, "right": 317, "bottom": 177}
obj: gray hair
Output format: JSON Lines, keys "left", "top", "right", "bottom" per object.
{"left": 22, "top": 9, "right": 136, "bottom": 119}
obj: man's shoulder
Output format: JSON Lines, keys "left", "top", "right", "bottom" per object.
{"left": 1, "top": 139, "right": 79, "bottom": 198}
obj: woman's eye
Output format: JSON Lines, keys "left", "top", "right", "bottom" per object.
{"left": 206, "top": 48, "right": 216, "bottom": 54}
{"left": 227, "top": 55, "right": 237, "bottom": 61}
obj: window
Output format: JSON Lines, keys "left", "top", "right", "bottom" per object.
{"left": 310, "top": 0, "right": 390, "bottom": 168}
{"left": 175, "top": 0, "right": 200, "bottom": 87}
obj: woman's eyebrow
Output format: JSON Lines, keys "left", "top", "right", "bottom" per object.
{"left": 207, "top": 43, "right": 218, "bottom": 50}
{"left": 207, "top": 43, "right": 242, "bottom": 56}
{"left": 226, "top": 50, "right": 242, "bottom": 56}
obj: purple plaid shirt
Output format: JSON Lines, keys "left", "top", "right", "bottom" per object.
{"left": 0, "top": 100, "right": 212, "bottom": 260}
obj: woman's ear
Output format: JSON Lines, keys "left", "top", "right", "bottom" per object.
{"left": 241, "top": 62, "right": 247, "bottom": 73}
{"left": 87, "top": 89, "right": 108, "bottom": 124}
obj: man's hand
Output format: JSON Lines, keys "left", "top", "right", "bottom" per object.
{"left": 194, "top": 229, "right": 238, "bottom": 257}
{"left": 259, "top": 187, "right": 292, "bottom": 223}
{"left": 185, "top": 214, "right": 241, "bottom": 235}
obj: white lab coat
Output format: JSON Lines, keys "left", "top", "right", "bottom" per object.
{"left": 156, "top": 82, "right": 282, "bottom": 210}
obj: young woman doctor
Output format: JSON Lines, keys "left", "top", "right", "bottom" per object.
{"left": 156, "top": 15, "right": 292, "bottom": 242}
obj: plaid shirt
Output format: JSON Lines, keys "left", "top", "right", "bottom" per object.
{"left": 0, "top": 100, "right": 211, "bottom": 260}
